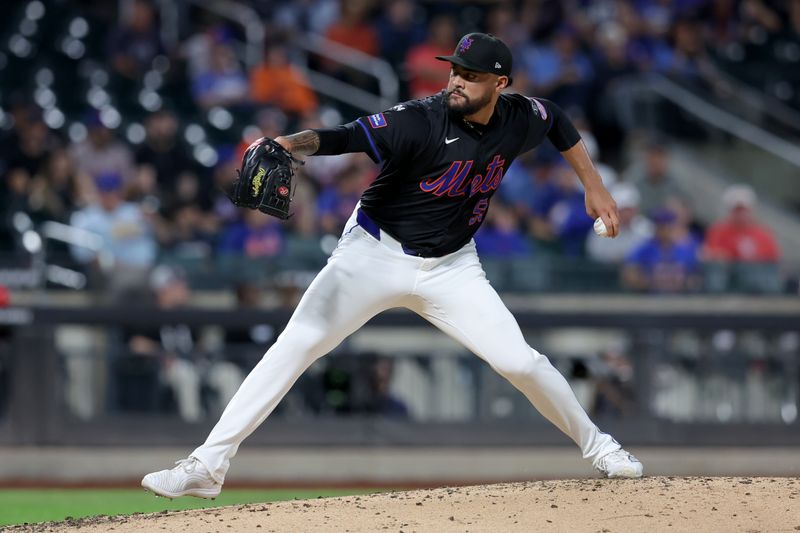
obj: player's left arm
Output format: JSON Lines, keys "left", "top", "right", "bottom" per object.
{"left": 561, "top": 141, "right": 620, "bottom": 238}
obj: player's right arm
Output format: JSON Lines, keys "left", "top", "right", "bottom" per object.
{"left": 275, "top": 104, "right": 429, "bottom": 162}
{"left": 274, "top": 130, "right": 320, "bottom": 157}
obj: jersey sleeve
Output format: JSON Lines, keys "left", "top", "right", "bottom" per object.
{"left": 312, "top": 103, "right": 430, "bottom": 164}
{"left": 519, "top": 97, "right": 581, "bottom": 153}
{"left": 353, "top": 104, "right": 431, "bottom": 164}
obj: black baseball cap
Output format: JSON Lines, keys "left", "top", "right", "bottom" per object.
{"left": 436, "top": 33, "right": 513, "bottom": 85}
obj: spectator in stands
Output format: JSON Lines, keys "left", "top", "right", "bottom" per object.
{"left": 635, "top": 0, "right": 675, "bottom": 40}
{"left": 109, "top": 0, "right": 165, "bottom": 80}
{"left": 404, "top": 15, "right": 457, "bottom": 99}
{"left": 587, "top": 183, "right": 653, "bottom": 264}
{"left": 272, "top": 0, "right": 340, "bottom": 35}
{"left": 320, "top": 0, "right": 380, "bottom": 93}
{"left": 323, "top": 0, "right": 379, "bottom": 58}
{"left": 486, "top": 2, "right": 531, "bottom": 58}
{"left": 521, "top": 0, "right": 566, "bottom": 42}
{"left": 703, "top": 184, "right": 780, "bottom": 263}
{"left": 519, "top": 25, "right": 595, "bottom": 109}
{"left": 210, "top": 147, "right": 242, "bottom": 227}
{"left": 1, "top": 108, "right": 58, "bottom": 247}
{"left": 135, "top": 109, "right": 199, "bottom": 206}
{"left": 696, "top": 0, "right": 742, "bottom": 47}
{"left": 191, "top": 41, "right": 249, "bottom": 110}
{"left": 126, "top": 265, "right": 244, "bottom": 421}
{"left": 70, "top": 112, "right": 136, "bottom": 187}
{"left": 498, "top": 150, "right": 561, "bottom": 224}
{"left": 624, "top": 139, "right": 685, "bottom": 216}
{"left": 69, "top": 172, "right": 157, "bottom": 290}
{"left": 0, "top": 168, "right": 30, "bottom": 252}
{"left": 250, "top": 41, "right": 318, "bottom": 119}
{"left": 474, "top": 204, "right": 532, "bottom": 258}
{"left": 161, "top": 201, "right": 218, "bottom": 261}
{"left": 575, "top": 116, "right": 619, "bottom": 186}
{"left": 0, "top": 108, "right": 49, "bottom": 215}
{"left": 496, "top": 154, "right": 538, "bottom": 211}
{"left": 27, "top": 148, "right": 90, "bottom": 224}
{"left": 317, "top": 158, "right": 371, "bottom": 234}
{"left": 1, "top": 98, "right": 35, "bottom": 165}
{"left": 587, "top": 22, "right": 639, "bottom": 159}
{"left": 375, "top": 0, "right": 426, "bottom": 71}
{"left": 530, "top": 164, "right": 594, "bottom": 256}
{"left": 791, "top": 0, "right": 800, "bottom": 36}
{"left": 651, "top": 17, "right": 718, "bottom": 85}
{"left": 365, "top": 357, "right": 409, "bottom": 418}
{"left": 2, "top": 106, "right": 55, "bottom": 182}
{"left": 182, "top": 23, "right": 233, "bottom": 79}
{"left": 622, "top": 207, "right": 701, "bottom": 293}
{"left": 218, "top": 209, "right": 285, "bottom": 259}
{"left": 665, "top": 196, "right": 704, "bottom": 244}
{"left": 699, "top": 0, "right": 784, "bottom": 45}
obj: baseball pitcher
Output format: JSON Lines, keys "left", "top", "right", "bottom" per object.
{"left": 143, "top": 33, "right": 642, "bottom": 499}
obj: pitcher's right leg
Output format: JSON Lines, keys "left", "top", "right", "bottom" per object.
{"left": 143, "top": 229, "right": 417, "bottom": 497}
{"left": 192, "top": 236, "right": 416, "bottom": 482}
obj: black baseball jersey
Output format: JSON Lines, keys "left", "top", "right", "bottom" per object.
{"left": 314, "top": 91, "right": 580, "bottom": 257}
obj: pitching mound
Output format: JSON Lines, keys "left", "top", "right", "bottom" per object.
{"left": 7, "top": 477, "right": 800, "bottom": 533}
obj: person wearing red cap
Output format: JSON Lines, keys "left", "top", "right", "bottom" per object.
{"left": 704, "top": 185, "right": 780, "bottom": 263}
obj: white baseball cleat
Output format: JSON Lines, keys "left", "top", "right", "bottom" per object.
{"left": 141, "top": 456, "right": 221, "bottom": 499}
{"left": 594, "top": 449, "right": 644, "bottom": 478}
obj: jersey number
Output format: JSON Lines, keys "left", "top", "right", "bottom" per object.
{"left": 469, "top": 199, "right": 489, "bottom": 226}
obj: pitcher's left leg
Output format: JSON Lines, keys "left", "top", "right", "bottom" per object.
{"left": 411, "top": 249, "right": 638, "bottom": 474}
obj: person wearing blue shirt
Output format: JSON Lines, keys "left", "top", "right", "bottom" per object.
{"left": 622, "top": 207, "right": 701, "bottom": 292}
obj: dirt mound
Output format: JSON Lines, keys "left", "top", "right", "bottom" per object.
{"left": 6, "top": 477, "right": 800, "bottom": 533}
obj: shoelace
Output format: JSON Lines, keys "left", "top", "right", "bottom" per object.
{"left": 174, "top": 458, "right": 197, "bottom": 473}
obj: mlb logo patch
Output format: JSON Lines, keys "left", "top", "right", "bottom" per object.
{"left": 368, "top": 113, "right": 387, "bottom": 129}
{"left": 528, "top": 97, "right": 548, "bottom": 120}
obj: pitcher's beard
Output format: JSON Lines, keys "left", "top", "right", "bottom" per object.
{"left": 446, "top": 89, "right": 491, "bottom": 117}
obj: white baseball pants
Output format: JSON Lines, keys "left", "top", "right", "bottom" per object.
{"left": 192, "top": 207, "right": 620, "bottom": 483}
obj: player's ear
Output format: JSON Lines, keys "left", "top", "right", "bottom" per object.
{"left": 496, "top": 76, "right": 509, "bottom": 91}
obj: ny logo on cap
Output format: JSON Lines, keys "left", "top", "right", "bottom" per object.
{"left": 458, "top": 37, "right": 474, "bottom": 53}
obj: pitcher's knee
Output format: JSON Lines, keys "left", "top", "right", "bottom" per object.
{"left": 262, "top": 323, "right": 338, "bottom": 364}
{"left": 492, "top": 348, "right": 549, "bottom": 380}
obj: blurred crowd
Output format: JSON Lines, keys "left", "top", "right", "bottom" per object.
{"left": 0, "top": 0, "right": 793, "bottom": 298}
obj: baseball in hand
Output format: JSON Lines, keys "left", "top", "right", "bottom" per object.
{"left": 593, "top": 217, "right": 609, "bottom": 237}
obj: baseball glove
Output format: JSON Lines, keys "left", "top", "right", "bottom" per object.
{"left": 226, "top": 137, "right": 302, "bottom": 220}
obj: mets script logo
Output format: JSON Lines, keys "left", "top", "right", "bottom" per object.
{"left": 419, "top": 155, "right": 505, "bottom": 198}
{"left": 251, "top": 167, "right": 266, "bottom": 197}
{"left": 458, "top": 37, "right": 474, "bottom": 54}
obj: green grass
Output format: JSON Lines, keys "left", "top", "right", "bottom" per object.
{"left": 0, "top": 488, "right": 376, "bottom": 527}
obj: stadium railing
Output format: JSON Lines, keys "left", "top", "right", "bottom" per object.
{"left": 1, "top": 296, "right": 798, "bottom": 447}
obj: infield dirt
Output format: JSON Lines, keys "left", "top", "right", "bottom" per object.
{"left": 5, "top": 476, "right": 800, "bottom": 533}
